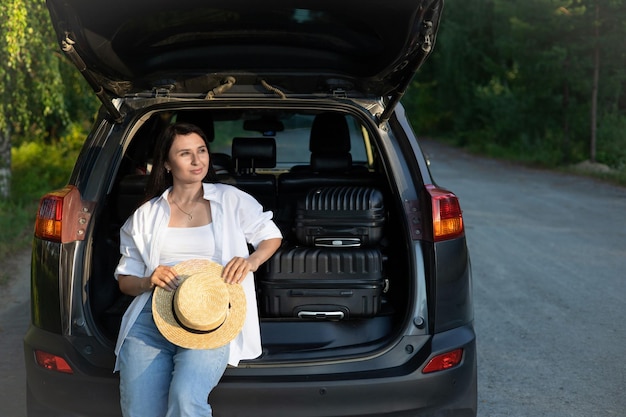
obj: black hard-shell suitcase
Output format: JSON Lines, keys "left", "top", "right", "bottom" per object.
{"left": 258, "top": 246, "right": 386, "bottom": 320}
{"left": 295, "top": 186, "right": 385, "bottom": 247}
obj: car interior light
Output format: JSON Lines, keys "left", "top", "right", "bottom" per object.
{"left": 34, "top": 350, "right": 74, "bottom": 374}
{"left": 422, "top": 348, "right": 463, "bottom": 374}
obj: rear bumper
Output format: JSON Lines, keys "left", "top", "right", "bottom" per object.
{"left": 24, "top": 324, "right": 476, "bottom": 417}
{"left": 24, "top": 326, "right": 121, "bottom": 417}
{"left": 212, "top": 324, "right": 477, "bottom": 417}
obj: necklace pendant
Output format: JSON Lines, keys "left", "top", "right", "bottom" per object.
{"left": 187, "top": 214, "right": 193, "bottom": 221}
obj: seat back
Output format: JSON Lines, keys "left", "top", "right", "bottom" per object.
{"left": 277, "top": 113, "right": 379, "bottom": 239}
{"left": 115, "top": 174, "right": 149, "bottom": 222}
{"left": 289, "top": 112, "right": 357, "bottom": 174}
{"left": 231, "top": 137, "right": 277, "bottom": 211}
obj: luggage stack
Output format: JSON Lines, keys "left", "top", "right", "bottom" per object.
{"left": 258, "top": 186, "right": 387, "bottom": 320}
{"left": 294, "top": 186, "right": 385, "bottom": 248}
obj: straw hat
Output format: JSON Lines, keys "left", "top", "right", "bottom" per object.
{"left": 152, "top": 259, "right": 246, "bottom": 349}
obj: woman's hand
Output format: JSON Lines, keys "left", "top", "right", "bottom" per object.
{"left": 149, "top": 265, "right": 180, "bottom": 292}
{"left": 222, "top": 257, "right": 254, "bottom": 284}
{"left": 222, "top": 238, "right": 282, "bottom": 285}
{"left": 118, "top": 265, "right": 180, "bottom": 296}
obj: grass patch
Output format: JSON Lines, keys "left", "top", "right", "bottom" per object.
{"left": 2, "top": 122, "right": 85, "bottom": 263}
{"left": 0, "top": 198, "right": 37, "bottom": 287}
{"left": 561, "top": 164, "right": 626, "bottom": 187}
{"left": 430, "top": 134, "right": 626, "bottom": 187}
{"left": 0, "top": 269, "right": 9, "bottom": 286}
{"left": 0, "top": 198, "right": 37, "bottom": 257}
{"left": 0, "top": 123, "right": 85, "bottom": 287}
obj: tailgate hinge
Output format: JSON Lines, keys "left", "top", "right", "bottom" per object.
{"left": 61, "top": 34, "right": 124, "bottom": 123}
{"left": 420, "top": 21, "right": 434, "bottom": 53}
{"left": 404, "top": 200, "right": 423, "bottom": 240}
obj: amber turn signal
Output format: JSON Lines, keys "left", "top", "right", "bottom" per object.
{"left": 426, "top": 185, "right": 464, "bottom": 241}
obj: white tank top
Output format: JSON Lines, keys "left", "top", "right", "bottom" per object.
{"left": 159, "top": 223, "right": 221, "bottom": 266}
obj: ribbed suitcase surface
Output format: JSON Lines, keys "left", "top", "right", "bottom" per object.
{"left": 295, "top": 186, "right": 385, "bottom": 247}
{"left": 258, "top": 246, "right": 385, "bottom": 319}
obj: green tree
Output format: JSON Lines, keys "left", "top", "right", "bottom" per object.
{"left": 408, "top": 0, "right": 499, "bottom": 141}
{"left": 0, "top": 0, "right": 98, "bottom": 198}
{"left": 495, "top": 0, "right": 626, "bottom": 164}
{"left": 494, "top": 0, "right": 590, "bottom": 162}
{"left": 586, "top": 0, "right": 626, "bottom": 163}
{"left": 410, "top": 0, "right": 626, "bottom": 168}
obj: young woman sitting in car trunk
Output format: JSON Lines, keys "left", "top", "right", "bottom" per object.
{"left": 114, "top": 122, "right": 282, "bottom": 417}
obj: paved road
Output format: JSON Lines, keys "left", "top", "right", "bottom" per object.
{"left": 0, "top": 249, "right": 30, "bottom": 417}
{"left": 1, "top": 140, "right": 625, "bottom": 417}
{"left": 422, "top": 139, "right": 626, "bottom": 416}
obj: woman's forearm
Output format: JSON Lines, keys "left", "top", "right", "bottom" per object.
{"left": 248, "top": 238, "right": 282, "bottom": 272}
{"left": 222, "top": 237, "right": 282, "bottom": 284}
{"left": 118, "top": 274, "right": 154, "bottom": 296}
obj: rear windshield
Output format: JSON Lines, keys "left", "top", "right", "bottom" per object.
{"left": 209, "top": 113, "right": 369, "bottom": 169}
{"left": 123, "top": 109, "right": 373, "bottom": 175}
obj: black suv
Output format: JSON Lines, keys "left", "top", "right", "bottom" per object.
{"left": 24, "top": 1, "right": 476, "bottom": 416}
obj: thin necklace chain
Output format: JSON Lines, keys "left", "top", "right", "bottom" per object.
{"left": 171, "top": 196, "right": 199, "bottom": 221}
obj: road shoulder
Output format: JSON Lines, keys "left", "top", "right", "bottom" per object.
{"left": 0, "top": 248, "right": 31, "bottom": 316}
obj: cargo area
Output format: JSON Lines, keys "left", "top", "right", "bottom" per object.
{"left": 89, "top": 108, "right": 414, "bottom": 361}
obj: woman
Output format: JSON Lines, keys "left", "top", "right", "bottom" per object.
{"left": 114, "top": 122, "right": 282, "bottom": 417}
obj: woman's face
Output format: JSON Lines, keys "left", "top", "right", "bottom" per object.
{"left": 164, "top": 132, "right": 209, "bottom": 185}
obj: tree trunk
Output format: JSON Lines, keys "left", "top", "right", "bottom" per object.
{"left": 0, "top": 127, "right": 10, "bottom": 199}
{"left": 590, "top": 2, "right": 600, "bottom": 163}
{"left": 562, "top": 55, "right": 571, "bottom": 164}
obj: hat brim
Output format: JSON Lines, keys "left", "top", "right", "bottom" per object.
{"left": 152, "top": 259, "right": 246, "bottom": 350}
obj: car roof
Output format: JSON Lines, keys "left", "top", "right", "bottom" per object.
{"left": 47, "top": 0, "right": 442, "bottom": 102}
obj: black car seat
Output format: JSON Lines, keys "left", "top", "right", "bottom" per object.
{"left": 277, "top": 112, "right": 378, "bottom": 239}
{"left": 231, "top": 137, "right": 277, "bottom": 212}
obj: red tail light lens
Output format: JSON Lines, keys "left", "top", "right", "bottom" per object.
{"left": 426, "top": 185, "right": 464, "bottom": 241}
{"left": 34, "top": 350, "right": 74, "bottom": 374}
{"left": 35, "top": 193, "right": 65, "bottom": 242}
{"left": 422, "top": 348, "right": 463, "bottom": 373}
{"left": 34, "top": 186, "right": 93, "bottom": 243}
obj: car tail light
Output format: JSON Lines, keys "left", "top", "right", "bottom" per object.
{"left": 422, "top": 348, "right": 463, "bottom": 373}
{"left": 34, "top": 350, "right": 74, "bottom": 374}
{"left": 426, "top": 185, "right": 464, "bottom": 241}
{"left": 34, "top": 186, "right": 94, "bottom": 243}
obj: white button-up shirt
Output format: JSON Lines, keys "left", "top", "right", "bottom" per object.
{"left": 114, "top": 182, "right": 282, "bottom": 371}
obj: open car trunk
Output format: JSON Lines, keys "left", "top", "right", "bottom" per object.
{"left": 88, "top": 106, "right": 414, "bottom": 362}
{"left": 47, "top": 0, "right": 443, "bottom": 124}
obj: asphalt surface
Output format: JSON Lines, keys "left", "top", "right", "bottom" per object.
{"left": 422, "top": 139, "right": 626, "bottom": 416}
{"left": 0, "top": 249, "right": 30, "bottom": 417}
{"left": 1, "top": 139, "right": 625, "bottom": 417}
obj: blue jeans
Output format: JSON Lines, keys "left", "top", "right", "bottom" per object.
{"left": 118, "top": 296, "right": 229, "bottom": 417}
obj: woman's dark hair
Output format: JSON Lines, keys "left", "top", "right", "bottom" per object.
{"left": 144, "top": 122, "right": 219, "bottom": 200}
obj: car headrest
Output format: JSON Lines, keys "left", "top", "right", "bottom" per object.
{"left": 309, "top": 113, "right": 351, "bottom": 154}
{"left": 232, "top": 137, "right": 276, "bottom": 172}
{"left": 175, "top": 110, "right": 215, "bottom": 142}
{"left": 211, "top": 152, "right": 234, "bottom": 176}
{"left": 310, "top": 154, "right": 352, "bottom": 173}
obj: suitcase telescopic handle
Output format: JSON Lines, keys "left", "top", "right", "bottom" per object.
{"left": 297, "top": 311, "right": 345, "bottom": 320}
{"left": 314, "top": 237, "right": 362, "bottom": 247}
